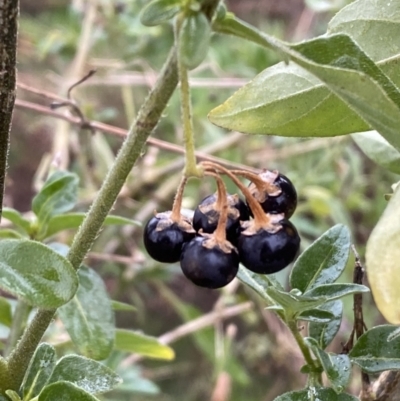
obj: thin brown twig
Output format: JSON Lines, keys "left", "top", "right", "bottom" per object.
{"left": 14, "top": 98, "right": 257, "bottom": 172}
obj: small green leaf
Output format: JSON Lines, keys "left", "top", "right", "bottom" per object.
{"left": 304, "top": 283, "right": 369, "bottom": 301}
{"left": 273, "top": 387, "right": 358, "bottom": 400}
{"left": 266, "top": 287, "right": 326, "bottom": 315}
{"left": 0, "top": 297, "right": 11, "bottom": 326}
{"left": 297, "top": 309, "right": 335, "bottom": 323}
{"left": 179, "top": 12, "right": 211, "bottom": 69}
{"left": 21, "top": 343, "right": 56, "bottom": 399}
{"left": 41, "top": 213, "right": 140, "bottom": 240}
{"left": 366, "top": 186, "right": 400, "bottom": 323}
{"left": 0, "top": 239, "right": 78, "bottom": 308}
{"left": 2, "top": 207, "right": 31, "bottom": 233}
{"left": 116, "top": 366, "right": 159, "bottom": 394}
{"left": 48, "top": 355, "right": 121, "bottom": 394}
{"left": 306, "top": 337, "right": 351, "bottom": 393}
{"left": 350, "top": 325, "right": 400, "bottom": 373}
{"left": 290, "top": 225, "right": 351, "bottom": 292}
{"left": 237, "top": 265, "right": 283, "bottom": 303}
{"left": 115, "top": 329, "right": 175, "bottom": 360}
{"left": 352, "top": 131, "right": 400, "bottom": 174}
{"left": 32, "top": 170, "right": 79, "bottom": 227}
{"left": 5, "top": 390, "right": 20, "bottom": 401}
{"left": 39, "top": 381, "right": 100, "bottom": 401}
{"left": 111, "top": 300, "right": 136, "bottom": 312}
{"left": 140, "top": 0, "right": 180, "bottom": 26}
{"left": 0, "top": 229, "right": 25, "bottom": 239}
{"left": 58, "top": 266, "right": 115, "bottom": 361}
{"left": 309, "top": 300, "right": 343, "bottom": 349}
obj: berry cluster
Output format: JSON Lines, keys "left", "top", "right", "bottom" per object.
{"left": 143, "top": 163, "right": 300, "bottom": 289}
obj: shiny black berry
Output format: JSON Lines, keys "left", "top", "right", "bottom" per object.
{"left": 180, "top": 236, "right": 239, "bottom": 289}
{"left": 248, "top": 171, "right": 297, "bottom": 218}
{"left": 193, "top": 193, "right": 250, "bottom": 243}
{"left": 238, "top": 219, "right": 300, "bottom": 274}
{"left": 143, "top": 212, "right": 195, "bottom": 263}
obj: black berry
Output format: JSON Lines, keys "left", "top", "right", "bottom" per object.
{"left": 238, "top": 218, "right": 300, "bottom": 274}
{"left": 193, "top": 193, "right": 250, "bottom": 243}
{"left": 143, "top": 211, "right": 195, "bottom": 263}
{"left": 248, "top": 170, "right": 297, "bottom": 218}
{"left": 180, "top": 236, "right": 239, "bottom": 289}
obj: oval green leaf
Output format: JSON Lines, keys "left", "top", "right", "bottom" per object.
{"left": 306, "top": 337, "right": 351, "bottom": 393}
{"left": 0, "top": 239, "right": 78, "bottom": 308}
{"left": 309, "top": 300, "right": 343, "bottom": 349}
{"left": 290, "top": 225, "right": 351, "bottom": 293}
{"left": 366, "top": 185, "right": 400, "bottom": 323}
{"left": 2, "top": 207, "right": 31, "bottom": 233}
{"left": 140, "top": 0, "right": 180, "bottom": 27}
{"left": 297, "top": 309, "right": 335, "bottom": 323}
{"left": 41, "top": 213, "right": 140, "bottom": 240}
{"left": 179, "top": 12, "right": 211, "bottom": 70}
{"left": 39, "top": 381, "right": 99, "bottom": 401}
{"left": 48, "top": 355, "right": 121, "bottom": 394}
{"left": 304, "top": 283, "right": 369, "bottom": 301}
{"left": 352, "top": 131, "right": 400, "bottom": 174}
{"left": 32, "top": 170, "right": 79, "bottom": 226}
{"left": 21, "top": 343, "right": 56, "bottom": 400}
{"left": 349, "top": 325, "right": 400, "bottom": 373}
{"left": 58, "top": 266, "right": 115, "bottom": 361}
{"left": 115, "top": 329, "right": 175, "bottom": 360}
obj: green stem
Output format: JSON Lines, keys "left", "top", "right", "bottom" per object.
{"left": 178, "top": 57, "right": 200, "bottom": 177}
{"left": 287, "top": 319, "right": 322, "bottom": 386}
{"left": 5, "top": 0, "right": 222, "bottom": 391}
{"left": 7, "top": 309, "right": 55, "bottom": 391}
{"left": 4, "top": 301, "right": 30, "bottom": 357}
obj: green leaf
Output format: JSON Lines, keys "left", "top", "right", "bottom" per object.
{"left": 306, "top": 337, "right": 351, "bottom": 393}
{"left": 366, "top": 186, "right": 400, "bottom": 323}
{"left": 290, "top": 225, "right": 351, "bottom": 293}
{"left": 237, "top": 265, "right": 283, "bottom": 303}
{"left": 273, "top": 387, "right": 358, "bottom": 401}
{"left": 115, "top": 366, "right": 159, "bottom": 394}
{"left": 352, "top": 131, "right": 400, "bottom": 174}
{"left": 115, "top": 329, "right": 175, "bottom": 360}
{"left": 48, "top": 355, "right": 121, "bottom": 394}
{"left": 5, "top": 390, "right": 20, "bottom": 401}
{"left": 41, "top": 213, "right": 140, "bottom": 240}
{"left": 309, "top": 300, "right": 343, "bottom": 349}
{"left": 39, "top": 381, "right": 100, "bottom": 401}
{"left": 111, "top": 300, "right": 136, "bottom": 312}
{"left": 32, "top": 170, "right": 79, "bottom": 227}
{"left": 140, "top": 0, "right": 180, "bottom": 26}
{"left": 297, "top": 309, "right": 334, "bottom": 323}
{"left": 58, "top": 266, "right": 115, "bottom": 360}
{"left": 349, "top": 325, "right": 400, "bottom": 373}
{"left": 21, "top": 343, "right": 56, "bottom": 399}
{"left": 328, "top": 0, "right": 400, "bottom": 64}
{"left": 211, "top": 17, "right": 400, "bottom": 150}
{"left": 2, "top": 207, "right": 31, "bottom": 233}
{"left": 179, "top": 12, "right": 211, "bottom": 69}
{"left": 266, "top": 287, "right": 327, "bottom": 315}
{"left": 0, "top": 296, "right": 11, "bottom": 326}
{"left": 304, "top": 283, "right": 369, "bottom": 301}
{"left": 0, "top": 229, "right": 25, "bottom": 239}
{"left": 0, "top": 239, "right": 78, "bottom": 308}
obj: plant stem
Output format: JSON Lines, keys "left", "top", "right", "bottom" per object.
{"left": 178, "top": 56, "right": 200, "bottom": 177}
{"left": 4, "top": 301, "right": 30, "bottom": 357}
{"left": 287, "top": 319, "right": 322, "bottom": 386}
{"left": 0, "top": 0, "right": 19, "bottom": 221}
{"left": 7, "top": 309, "right": 55, "bottom": 390}
{"left": 5, "top": 0, "right": 222, "bottom": 390}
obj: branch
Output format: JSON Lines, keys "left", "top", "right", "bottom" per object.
{"left": 0, "top": 0, "right": 19, "bottom": 221}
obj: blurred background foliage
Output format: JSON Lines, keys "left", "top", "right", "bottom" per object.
{"left": 5, "top": 0, "right": 399, "bottom": 399}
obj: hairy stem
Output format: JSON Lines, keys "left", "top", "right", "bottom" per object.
{"left": 5, "top": 0, "right": 221, "bottom": 390}
{"left": 4, "top": 301, "right": 30, "bottom": 357}
{"left": 0, "top": 0, "right": 19, "bottom": 221}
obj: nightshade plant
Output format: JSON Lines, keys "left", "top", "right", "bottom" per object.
{"left": 1, "top": 0, "right": 400, "bottom": 400}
